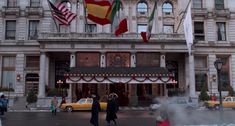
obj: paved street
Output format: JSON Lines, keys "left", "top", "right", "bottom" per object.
{"left": 1, "top": 111, "right": 156, "bottom": 126}
{"left": 1, "top": 109, "right": 235, "bottom": 126}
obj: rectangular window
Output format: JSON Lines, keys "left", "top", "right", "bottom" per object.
{"left": 28, "top": 20, "right": 39, "bottom": 40}
{"left": 137, "top": 24, "right": 147, "bottom": 33}
{"left": 2, "top": 56, "right": 15, "bottom": 88}
{"left": 193, "top": 0, "right": 202, "bottom": 8}
{"left": 195, "top": 73, "right": 207, "bottom": 91}
{"left": 215, "top": 0, "right": 224, "bottom": 10}
{"left": 7, "top": 0, "right": 17, "bottom": 7}
{"left": 216, "top": 56, "right": 230, "bottom": 91}
{"left": 30, "top": 0, "right": 40, "bottom": 7}
{"left": 5, "top": 21, "right": 16, "bottom": 40}
{"left": 163, "top": 25, "right": 174, "bottom": 34}
{"left": 194, "top": 22, "right": 205, "bottom": 41}
{"left": 26, "top": 56, "right": 40, "bottom": 68}
{"left": 195, "top": 56, "right": 207, "bottom": 68}
{"left": 85, "top": 24, "right": 97, "bottom": 33}
{"left": 85, "top": 24, "right": 97, "bottom": 37}
{"left": 217, "top": 22, "right": 226, "bottom": 41}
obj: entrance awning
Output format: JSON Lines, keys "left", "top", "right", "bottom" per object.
{"left": 65, "top": 67, "right": 174, "bottom": 84}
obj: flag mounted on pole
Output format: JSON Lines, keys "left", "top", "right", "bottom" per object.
{"left": 47, "top": 0, "right": 77, "bottom": 25}
{"left": 84, "top": 0, "right": 112, "bottom": 25}
{"left": 183, "top": 1, "right": 193, "bottom": 55}
{"left": 141, "top": 1, "right": 157, "bottom": 43}
{"left": 109, "top": 0, "right": 128, "bottom": 36}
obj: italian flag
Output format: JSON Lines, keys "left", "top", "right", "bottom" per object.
{"left": 141, "top": 1, "right": 157, "bottom": 43}
{"left": 109, "top": 0, "right": 128, "bottom": 36}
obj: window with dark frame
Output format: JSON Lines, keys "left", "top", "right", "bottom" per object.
{"left": 194, "top": 22, "right": 205, "bottom": 41}
{"left": 193, "top": 0, "right": 202, "bottom": 8}
{"left": 26, "top": 56, "right": 40, "bottom": 68}
{"left": 137, "top": 24, "right": 147, "bottom": 33}
{"left": 137, "top": 1, "right": 148, "bottom": 14}
{"left": 30, "top": 0, "right": 40, "bottom": 7}
{"left": 163, "top": 25, "right": 174, "bottom": 34}
{"left": 2, "top": 56, "right": 15, "bottom": 88}
{"left": 195, "top": 73, "right": 207, "bottom": 91}
{"left": 85, "top": 24, "right": 97, "bottom": 37}
{"left": 217, "top": 22, "right": 226, "bottom": 41}
{"left": 215, "top": 0, "right": 224, "bottom": 10}
{"left": 216, "top": 56, "right": 230, "bottom": 91}
{"left": 28, "top": 20, "right": 39, "bottom": 40}
{"left": 7, "top": 0, "right": 17, "bottom": 7}
{"left": 5, "top": 21, "right": 16, "bottom": 40}
{"left": 162, "top": 2, "right": 173, "bottom": 14}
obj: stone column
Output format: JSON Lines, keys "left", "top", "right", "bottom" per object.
{"left": 231, "top": 54, "right": 235, "bottom": 90}
{"left": 68, "top": 84, "right": 72, "bottom": 102}
{"left": 70, "top": 52, "right": 76, "bottom": 68}
{"left": 160, "top": 53, "right": 166, "bottom": 67}
{"left": 160, "top": 53, "right": 167, "bottom": 97}
{"left": 100, "top": 52, "right": 106, "bottom": 67}
{"left": 131, "top": 52, "right": 136, "bottom": 67}
{"left": 188, "top": 54, "right": 196, "bottom": 98}
{"left": 70, "top": 2, "right": 77, "bottom": 33}
{"left": 129, "top": 52, "right": 137, "bottom": 106}
{"left": 38, "top": 52, "right": 46, "bottom": 97}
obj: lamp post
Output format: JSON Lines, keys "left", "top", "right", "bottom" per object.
{"left": 214, "top": 59, "right": 223, "bottom": 110}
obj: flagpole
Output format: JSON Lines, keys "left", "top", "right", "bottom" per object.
{"left": 83, "top": 0, "right": 88, "bottom": 33}
{"left": 175, "top": 0, "right": 192, "bottom": 33}
{"left": 47, "top": 0, "right": 60, "bottom": 32}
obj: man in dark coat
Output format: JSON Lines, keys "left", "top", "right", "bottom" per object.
{"left": 90, "top": 95, "right": 101, "bottom": 126}
{"left": 106, "top": 96, "right": 118, "bottom": 126}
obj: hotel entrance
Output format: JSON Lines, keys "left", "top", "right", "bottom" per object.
{"left": 109, "top": 83, "right": 129, "bottom": 106}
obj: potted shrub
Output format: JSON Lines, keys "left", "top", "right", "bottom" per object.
{"left": 198, "top": 85, "right": 210, "bottom": 107}
{"left": 26, "top": 90, "right": 38, "bottom": 109}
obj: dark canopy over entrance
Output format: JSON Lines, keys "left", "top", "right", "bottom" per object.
{"left": 65, "top": 67, "right": 174, "bottom": 84}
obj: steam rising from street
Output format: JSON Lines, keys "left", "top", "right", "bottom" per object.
{"left": 153, "top": 97, "right": 235, "bottom": 126}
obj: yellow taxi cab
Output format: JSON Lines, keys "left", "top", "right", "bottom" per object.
{"left": 204, "top": 96, "right": 235, "bottom": 110}
{"left": 60, "top": 98, "right": 107, "bottom": 112}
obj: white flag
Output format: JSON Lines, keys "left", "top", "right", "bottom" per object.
{"left": 183, "top": 2, "right": 193, "bottom": 54}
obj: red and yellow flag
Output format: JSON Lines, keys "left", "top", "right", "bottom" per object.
{"left": 85, "top": 0, "right": 112, "bottom": 25}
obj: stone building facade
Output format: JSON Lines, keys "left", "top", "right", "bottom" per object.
{"left": 0, "top": 0, "right": 235, "bottom": 107}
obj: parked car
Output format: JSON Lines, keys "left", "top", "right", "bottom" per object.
{"left": 60, "top": 98, "right": 107, "bottom": 112}
{"left": 204, "top": 96, "right": 235, "bottom": 110}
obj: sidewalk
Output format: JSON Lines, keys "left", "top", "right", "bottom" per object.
{"left": 8, "top": 106, "right": 150, "bottom": 112}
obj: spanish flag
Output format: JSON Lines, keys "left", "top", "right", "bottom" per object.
{"left": 85, "top": 0, "right": 112, "bottom": 25}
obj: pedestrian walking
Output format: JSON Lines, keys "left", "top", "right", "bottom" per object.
{"left": 106, "top": 95, "right": 118, "bottom": 126}
{"left": 59, "top": 96, "right": 66, "bottom": 107}
{"left": 50, "top": 96, "right": 58, "bottom": 115}
{"left": 90, "top": 95, "right": 101, "bottom": 126}
{"left": 0, "top": 94, "right": 8, "bottom": 115}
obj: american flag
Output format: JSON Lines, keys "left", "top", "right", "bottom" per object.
{"left": 48, "top": 0, "right": 76, "bottom": 25}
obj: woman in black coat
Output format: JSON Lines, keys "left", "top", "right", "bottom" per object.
{"left": 90, "top": 96, "right": 101, "bottom": 126}
{"left": 106, "top": 97, "right": 118, "bottom": 126}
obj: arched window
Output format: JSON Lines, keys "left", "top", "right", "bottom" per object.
{"left": 162, "top": 2, "right": 173, "bottom": 14}
{"left": 137, "top": 1, "right": 148, "bottom": 14}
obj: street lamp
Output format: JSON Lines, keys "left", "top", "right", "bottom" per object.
{"left": 214, "top": 59, "right": 223, "bottom": 110}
